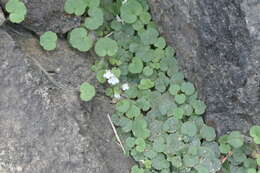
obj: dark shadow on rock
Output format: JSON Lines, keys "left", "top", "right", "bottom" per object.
{"left": 148, "top": 0, "right": 260, "bottom": 136}
{"left": 0, "top": 26, "right": 133, "bottom": 173}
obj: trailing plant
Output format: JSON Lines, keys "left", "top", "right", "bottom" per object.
{"left": 6, "top": 0, "right": 260, "bottom": 172}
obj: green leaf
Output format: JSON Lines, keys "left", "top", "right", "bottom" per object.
{"left": 166, "top": 134, "right": 185, "bottom": 154}
{"left": 154, "top": 37, "right": 166, "bottom": 49}
{"left": 152, "top": 136, "right": 166, "bottom": 152}
{"left": 120, "top": 0, "right": 143, "bottom": 24}
{"left": 160, "top": 57, "right": 178, "bottom": 75}
{"left": 257, "top": 156, "right": 260, "bottom": 166}
{"left": 135, "top": 47, "right": 155, "bottom": 62}
{"left": 152, "top": 154, "right": 170, "bottom": 170}
{"left": 68, "top": 27, "right": 93, "bottom": 52}
{"left": 132, "top": 20, "right": 144, "bottom": 31}
{"left": 170, "top": 72, "right": 184, "bottom": 84}
{"left": 175, "top": 94, "right": 186, "bottom": 105}
{"left": 230, "top": 167, "right": 247, "bottom": 173}
{"left": 139, "top": 11, "right": 151, "bottom": 24}
{"left": 80, "top": 82, "right": 96, "bottom": 101}
{"left": 247, "top": 168, "right": 257, "bottom": 173}
{"left": 105, "top": 88, "right": 113, "bottom": 97}
{"left": 6, "top": 0, "right": 27, "bottom": 23}
{"left": 96, "top": 70, "right": 106, "bottom": 83}
{"left": 126, "top": 137, "right": 136, "bottom": 148}
{"left": 110, "top": 20, "right": 122, "bottom": 31}
{"left": 131, "top": 165, "right": 144, "bottom": 173}
{"left": 91, "top": 59, "right": 108, "bottom": 72}
{"left": 128, "top": 57, "right": 143, "bottom": 74}
{"left": 143, "top": 66, "right": 153, "bottom": 77}
{"left": 169, "top": 84, "right": 180, "bottom": 96}
{"left": 164, "top": 46, "right": 175, "bottom": 57}
{"left": 144, "top": 146, "right": 157, "bottom": 159}
{"left": 195, "top": 165, "right": 209, "bottom": 173}
{"left": 136, "top": 97, "right": 151, "bottom": 111}
{"left": 64, "top": 0, "right": 87, "bottom": 16}
{"left": 181, "top": 82, "right": 195, "bottom": 96}
{"left": 131, "top": 148, "right": 145, "bottom": 161}
{"left": 171, "top": 107, "right": 184, "bottom": 120}
{"left": 125, "top": 85, "right": 139, "bottom": 98}
{"left": 183, "top": 154, "right": 199, "bottom": 167}
{"left": 244, "top": 158, "right": 257, "bottom": 169}
{"left": 158, "top": 93, "right": 176, "bottom": 115}
{"left": 191, "top": 100, "right": 207, "bottom": 115}
{"left": 250, "top": 125, "right": 260, "bottom": 144}
{"left": 95, "top": 37, "right": 118, "bottom": 57}
{"left": 111, "top": 67, "right": 121, "bottom": 78}
{"left": 162, "top": 117, "right": 181, "bottom": 133}
{"left": 227, "top": 131, "right": 244, "bottom": 148}
{"left": 132, "top": 118, "right": 150, "bottom": 139}
{"left": 40, "top": 31, "right": 58, "bottom": 51}
{"left": 200, "top": 125, "right": 216, "bottom": 141}
{"left": 160, "top": 169, "right": 171, "bottom": 173}
{"left": 88, "top": 0, "right": 100, "bottom": 8}
{"left": 144, "top": 160, "right": 152, "bottom": 169}
{"left": 135, "top": 138, "right": 146, "bottom": 152}
{"left": 155, "top": 77, "right": 167, "bottom": 93}
{"left": 126, "top": 104, "right": 141, "bottom": 118}
{"left": 111, "top": 113, "right": 122, "bottom": 126}
{"left": 148, "top": 119, "right": 164, "bottom": 141}
{"left": 154, "top": 48, "right": 165, "bottom": 61}
{"left": 181, "top": 121, "right": 197, "bottom": 137}
{"left": 116, "top": 99, "right": 131, "bottom": 113}
{"left": 138, "top": 79, "right": 154, "bottom": 90}
{"left": 139, "top": 28, "right": 159, "bottom": 45}
{"left": 218, "top": 135, "right": 228, "bottom": 144}
{"left": 119, "top": 117, "right": 132, "bottom": 132}
{"left": 167, "top": 156, "right": 182, "bottom": 168}
{"left": 84, "top": 7, "right": 103, "bottom": 30}
{"left": 232, "top": 149, "right": 247, "bottom": 163}
{"left": 182, "top": 104, "right": 194, "bottom": 116}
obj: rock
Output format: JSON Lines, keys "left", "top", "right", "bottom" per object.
{"left": 0, "top": 27, "right": 133, "bottom": 173}
{"left": 0, "top": 0, "right": 80, "bottom": 35}
{"left": 149, "top": 0, "right": 260, "bottom": 136}
{"left": 0, "top": 6, "right": 5, "bottom": 25}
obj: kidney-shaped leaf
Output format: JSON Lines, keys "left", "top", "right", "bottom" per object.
{"left": 95, "top": 37, "right": 118, "bottom": 57}
{"left": 80, "top": 82, "right": 96, "bottom": 101}
{"left": 68, "top": 27, "right": 93, "bottom": 52}
{"left": 40, "top": 31, "right": 58, "bottom": 51}
{"left": 120, "top": 0, "right": 143, "bottom": 24}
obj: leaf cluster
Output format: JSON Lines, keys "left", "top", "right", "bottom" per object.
{"left": 5, "top": 0, "right": 27, "bottom": 23}
{"left": 90, "top": 1, "right": 225, "bottom": 173}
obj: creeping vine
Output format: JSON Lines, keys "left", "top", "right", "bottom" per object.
{"left": 4, "top": 0, "right": 260, "bottom": 173}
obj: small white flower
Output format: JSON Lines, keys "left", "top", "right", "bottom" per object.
{"left": 114, "top": 93, "right": 121, "bottom": 99}
{"left": 103, "top": 70, "right": 114, "bottom": 79}
{"left": 108, "top": 76, "right": 120, "bottom": 85}
{"left": 122, "top": 0, "right": 128, "bottom": 4}
{"left": 122, "top": 83, "right": 129, "bottom": 91}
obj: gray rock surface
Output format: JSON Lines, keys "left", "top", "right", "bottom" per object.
{"left": 0, "top": 0, "right": 80, "bottom": 35}
{"left": 0, "top": 7, "right": 4, "bottom": 26}
{"left": 0, "top": 26, "right": 133, "bottom": 173}
{"left": 149, "top": 0, "right": 260, "bottom": 135}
